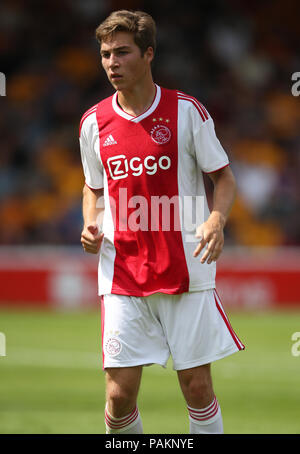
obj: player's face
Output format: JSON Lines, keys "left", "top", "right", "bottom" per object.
{"left": 100, "top": 32, "right": 153, "bottom": 91}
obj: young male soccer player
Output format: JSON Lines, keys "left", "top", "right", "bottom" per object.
{"left": 79, "top": 10, "right": 244, "bottom": 434}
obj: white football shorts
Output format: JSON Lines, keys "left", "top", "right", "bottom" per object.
{"left": 100, "top": 289, "right": 244, "bottom": 370}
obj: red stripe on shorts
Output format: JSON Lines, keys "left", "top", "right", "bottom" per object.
{"left": 213, "top": 290, "right": 245, "bottom": 350}
{"left": 101, "top": 296, "right": 105, "bottom": 369}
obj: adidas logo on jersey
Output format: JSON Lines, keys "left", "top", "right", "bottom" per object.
{"left": 103, "top": 134, "right": 118, "bottom": 147}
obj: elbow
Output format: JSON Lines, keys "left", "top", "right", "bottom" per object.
{"left": 82, "top": 183, "right": 89, "bottom": 197}
{"left": 83, "top": 184, "right": 104, "bottom": 198}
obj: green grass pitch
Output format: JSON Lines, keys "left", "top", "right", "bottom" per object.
{"left": 0, "top": 307, "right": 300, "bottom": 434}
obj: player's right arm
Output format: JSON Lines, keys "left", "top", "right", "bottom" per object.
{"left": 79, "top": 104, "right": 104, "bottom": 254}
{"left": 81, "top": 185, "right": 104, "bottom": 254}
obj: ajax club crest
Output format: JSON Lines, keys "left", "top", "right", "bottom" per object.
{"left": 105, "top": 337, "right": 122, "bottom": 357}
{"left": 151, "top": 118, "right": 171, "bottom": 145}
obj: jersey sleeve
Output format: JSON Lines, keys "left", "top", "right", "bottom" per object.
{"left": 79, "top": 111, "right": 104, "bottom": 189}
{"left": 192, "top": 105, "right": 229, "bottom": 173}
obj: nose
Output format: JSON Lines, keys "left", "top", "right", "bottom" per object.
{"left": 109, "top": 54, "right": 119, "bottom": 69}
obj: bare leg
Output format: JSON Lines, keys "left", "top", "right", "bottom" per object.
{"left": 177, "top": 363, "right": 214, "bottom": 408}
{"left": 177, "top": 364, "right": 223, "bottom": 434}
{"left": 105, "top": 366, "right": 143, "bottom": 417}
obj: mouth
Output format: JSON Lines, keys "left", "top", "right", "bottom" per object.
{"left": 110, "top": 74, "right": 123, "bottom": 81}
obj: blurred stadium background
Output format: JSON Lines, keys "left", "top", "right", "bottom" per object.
{"left": 0, "top": 0, "right": 300, "bottom": 434}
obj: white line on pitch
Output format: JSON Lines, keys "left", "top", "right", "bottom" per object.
{"left": 1, "top": 347, "right": 101, "bottom": 369}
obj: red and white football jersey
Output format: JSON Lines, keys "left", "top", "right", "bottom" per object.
{"left": 79, "top": 85, "right": 229, "bottom": 296}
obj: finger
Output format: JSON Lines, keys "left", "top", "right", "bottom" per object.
{"left": 82, "top": 244, "right": 99, "bottom": 254}
{"left": 208, "top": 241, "right": 224, "bottom": 263}
{"left": 200, "top": 238, "right": 217, "bottom": 264}
{"left": 202, "top": 238, "right": 223, "bottom": 264}
{"left": 81, "top": 237, "right": 98, "bottom": 247}
{"left": 81, "top": 231, "right": 97, "bottom": 242}
{"left": 193, "top": 238, "right": 207, "bottom": 257}
{"left": 82, "top": 231, "right": 104, "bottom": 245}
{"left": 82, "top": 233, "right": 104, "bottom": 252}
{"left": 81, "top": 229, "right": 103, "bottom": 242}
{"left": 200, "top": 247, "right": 210, "bottom": 264}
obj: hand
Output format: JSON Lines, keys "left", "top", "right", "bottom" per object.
{"left": 81, "top": 223, "right": 104, "bottom": 254}
{"left": 193, "top": 212, "right": 225, "bottom": 264}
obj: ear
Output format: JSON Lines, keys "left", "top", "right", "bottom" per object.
{"left": 144, "top": 46, "right": 154, "bottom": 64}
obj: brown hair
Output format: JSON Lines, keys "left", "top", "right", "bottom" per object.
{"left": 95, "top": 10, "right": 156, "bottom": 56}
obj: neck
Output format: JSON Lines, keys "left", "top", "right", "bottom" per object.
{"left": 117, "top": 78, "right": 156, "bottom": 117}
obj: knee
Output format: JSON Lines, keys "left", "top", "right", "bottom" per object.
{"left": 185, "top": 377, "right": 212, "bottom": 400}
{"left": 106, "top": 385, "right": 136, "bottom": 417}
{"left": 180, "top": 372, "right": 214, "bottom": 407}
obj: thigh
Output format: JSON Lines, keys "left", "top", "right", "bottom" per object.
{"left": 106, "top": 366, "right": 142, "bottom": 399}
{"left": 177, "top": 363, "right": 212, "bottom": 388}
{"left": 106, "top": 366, "right": 143, "bottom": 392}
{"left": 101, "top": 294, "right": 170, "bottom": 369}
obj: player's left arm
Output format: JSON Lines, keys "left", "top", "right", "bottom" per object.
{"left": 193, "top": 165, "right": 236, "bottom": 264}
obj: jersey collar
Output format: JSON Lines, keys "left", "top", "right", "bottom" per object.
{"left": 112, "top": 84, "right": 161, "bottom": 123}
